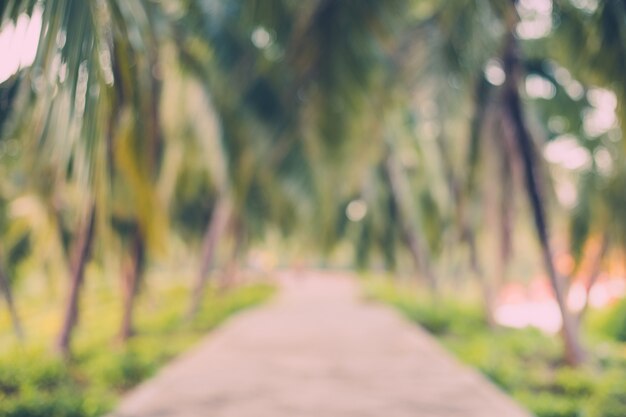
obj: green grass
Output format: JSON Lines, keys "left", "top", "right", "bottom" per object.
{"left": 0, "top": 281, "right": 275, "bottom": 417}
{"left": 365, "top": 278, "right": 626, "bottom": 417}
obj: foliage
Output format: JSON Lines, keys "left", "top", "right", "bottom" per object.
{"left": 0, "top": 283, "right": 274, "bottom": 417}
{"left": 590, "top": 298, "right": 626, "bottom": 343}
{"left": 0, "top": 0, "right": 624, "bottom": 413}
{"left": 366, "top": 278, "right": 485, "bottom": 335}
{"left": 586, "top": 373, "right": 626, "bottom": 417}
{"left": 367, "top": 279, "right": 626, "bottom": 417}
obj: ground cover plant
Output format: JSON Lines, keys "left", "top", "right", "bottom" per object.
{"left": 366, "top": 279, "right": 626, "bottom": 417}
{"left": 0, "top": 280, "right": 274, "bottom": 417}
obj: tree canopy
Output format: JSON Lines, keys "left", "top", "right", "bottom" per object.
{"left": 0, "top": 0, "right": 624, "bottom": 365}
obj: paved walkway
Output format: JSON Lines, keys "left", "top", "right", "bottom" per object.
{"left": 111, "top": 271, "right": 532, "bottom": 417}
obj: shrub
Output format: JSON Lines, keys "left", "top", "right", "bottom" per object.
{"left": 0, "top": 354, "right": 76, "bottom": 398}
{"left": 0, "top": 366, "right": 20, "bottom": 397}
{"left": 586, "top": 374, "right": 626, "bottom": 417}
{"left": 515, "top": 391, "right": 580, "bottom": 417}
{"left": 99, "top": 351, "right": 155, "bottom": 392}
{"left": 408, "top": 305, "right": 452, "bottom": 335}
{"left": 0, "top": 283, "right": 274, "bottom": 417}
{"left": 552, "top": 368, "right": 595, "bottom": 397}
{"left": 602, "top": 299, "right": 626, "bottom": 342}
{"left": 0, "top": 390, "right": 91, "bottom": 417}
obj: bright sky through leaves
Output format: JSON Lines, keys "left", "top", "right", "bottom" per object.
{"left": 0, "top": 9, "right": 41, "bottom": 83}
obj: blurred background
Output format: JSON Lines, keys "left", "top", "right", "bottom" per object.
{"left": 0, "top": 0, "right": 625, "bottom": 416}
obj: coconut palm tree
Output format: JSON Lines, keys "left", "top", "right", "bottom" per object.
{"left": 1, "top": 0, "right": 165, "bottom": 356}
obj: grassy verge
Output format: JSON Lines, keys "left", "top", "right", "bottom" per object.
{"left": 365, "top": 278, "right": 626, "bottom": 417}
{"left": 0, "top": 282, "right": 275, "bottom": 417}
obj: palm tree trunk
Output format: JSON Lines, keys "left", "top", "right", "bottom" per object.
{"left": 55, "top": 204, "right": 96, "bottom": 358}
{"left": 218, "top": 220, "right": 246, "bottom": 293}
{"left": 119, "top": 229, "right": 145, "bottom": 341}
{"left": 467, "top": 230, "right": 497, "bottom": 327}
{"left": 187, "top": 195, "right": 232, "bottom": 319}
{"left": 0, "top": 259, "right": 23, "bottom": 340}
{"left": 436, "top": 134, "right": 495, "bottom": 325}
{"left": 115, "top": 40, "right": 160, "bottom": 342}
{"left": 501, "top": 32, "right": 585, "bottom": 366}
{"left": 577, "top": 233, "right": 610, "bottom": 322}
{"left": 496, "top": 127, "right": 515, "bottom": 287}
{"left": 383, "top": 147, "right": 437, "bottom": 293}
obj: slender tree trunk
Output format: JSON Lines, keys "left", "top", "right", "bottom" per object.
{"left": 187, "top": 196, "right": 232, "bottom": 319}
{"left": 119, "top": 228, "right": 145, "bottom": 341}
{"left": 403, "top": 228, "right": 435, "bottom": 290}
{"left": 466, "top": 77, "right": 504, "bottom": 327}
{"left": 55, "top": 204, "right": 96, "bottom": 358}
{"left": 218, "top": 220, "right": 245, "bottom": 293}
{"left": 501, "top": 29, "right": 585, "bottom": 365}
{"left": 496, "top": 127, "right": 515, "bottom": 288}
{"left": 577, "top": 233, "right": 610, "bottom": 322}
{"left": 51, "top": 196, "right": 70, "bottom": 259}
{"left": 436, "top": 133, "right": 495, "bottom": 326}
{"left": 0, "top": 259, "right": 23, "bottom": 340}
{"left": 383, "top": 147, "right": 437, "bottom": 293}
{"left": 487, "top": 117, "right": 517, "bottom": 327}
{"left": 467, "top": 77, "right": 491, "bottom": 193}
{"left": 467, "top": 230, "right": 497, "bottom": 327}
{"left": 114, "top": 42, "right": 161, "bottom": 342}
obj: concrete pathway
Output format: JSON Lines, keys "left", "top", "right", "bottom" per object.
{"left": 111, "top": 271, "right": 532, "bottom": 417}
